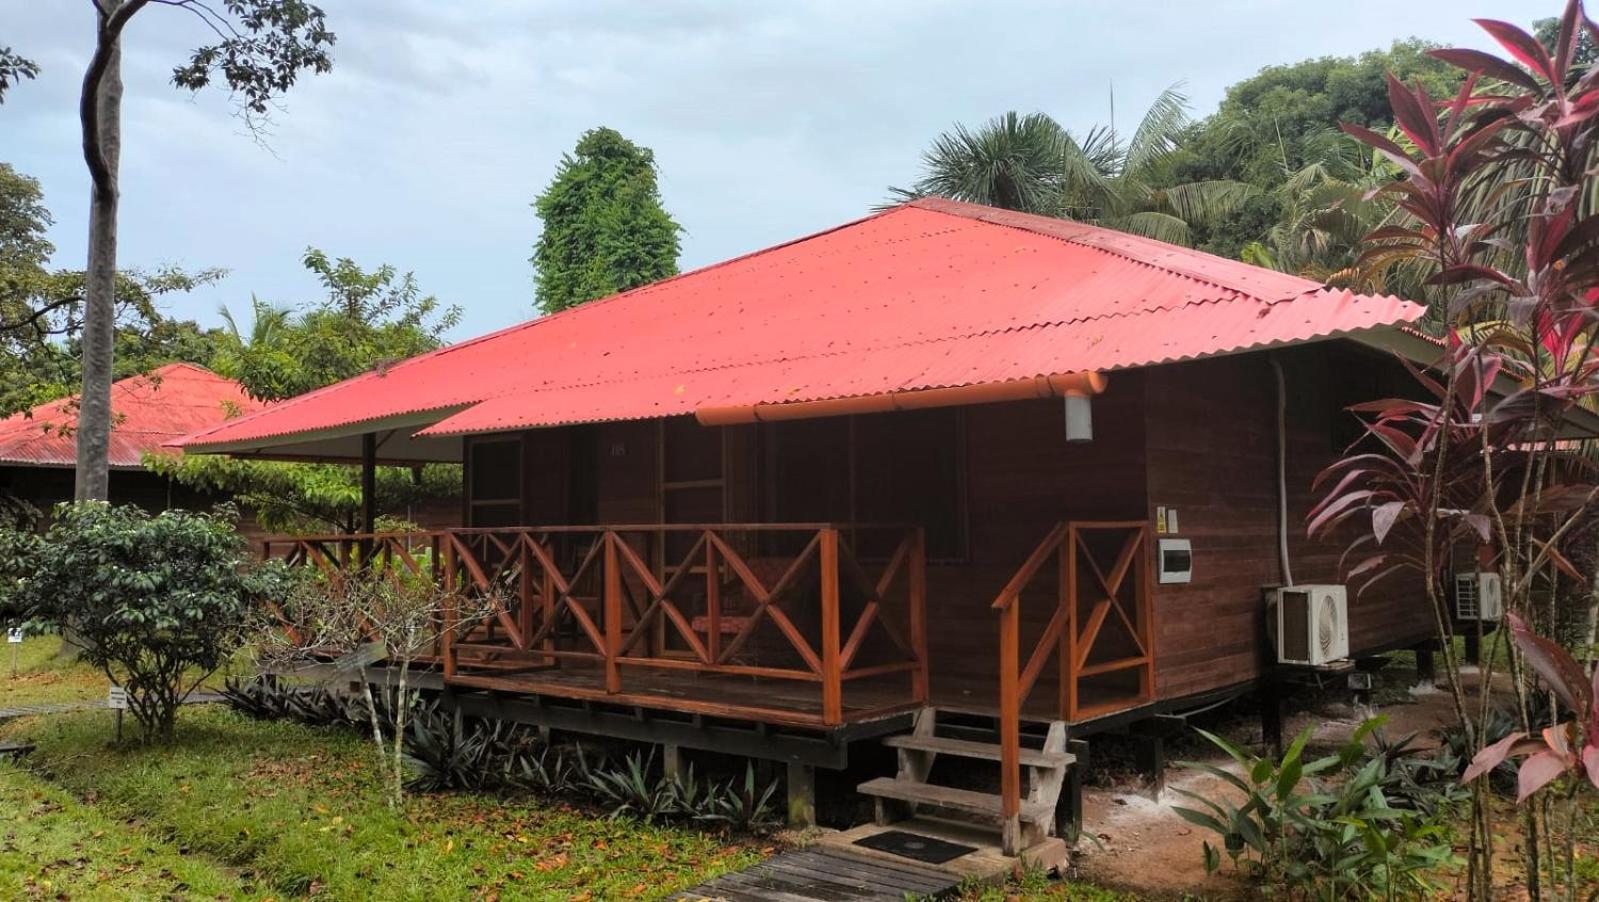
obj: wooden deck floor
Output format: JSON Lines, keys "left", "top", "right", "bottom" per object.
{"left": 673, "top": 847, "right": 958, "bottom": 901}
{"left": 446, "top": 663, "right": 922, "bottom": 729}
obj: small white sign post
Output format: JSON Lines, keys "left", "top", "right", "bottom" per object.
{"left": 5, "top": 627, "right": 20, "bottom": 677}
{"left": 108, "top": 685, "right": 128, "bottom": 742}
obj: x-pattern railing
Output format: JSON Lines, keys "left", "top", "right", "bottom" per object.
{"left": 991, "top": 520, "right": 1154, "bottom": 854}
{"left": 263, "top": 523, "right": 928, "bottom": 727}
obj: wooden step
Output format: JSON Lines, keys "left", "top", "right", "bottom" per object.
{"left": 856, "top": 777, "right": 1052, "bottom": 824}
{"left": 883, "top": 734, "right": 1074, "bottom": 769}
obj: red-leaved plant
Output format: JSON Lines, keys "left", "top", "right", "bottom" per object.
{"left": 1463, "top": 613, "right": 1599, "bottom": 799}
{"left": 1309, "top": 3, "right": 1599, "bottom": 898}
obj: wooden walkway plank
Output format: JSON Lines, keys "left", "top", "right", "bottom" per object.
{"left": 674, "top": 846, "right": 959, "bottom": 901}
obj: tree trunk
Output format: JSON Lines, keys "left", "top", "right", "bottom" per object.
{"left": 76, "top": 1, "right": 125, "bottom": 502}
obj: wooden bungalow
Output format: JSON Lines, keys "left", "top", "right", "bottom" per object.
{"left": 0, "top": 363, "right": 266, "bottom": 534}
{"left": 176, "top": 198, "right": 1442, "bottom": 854}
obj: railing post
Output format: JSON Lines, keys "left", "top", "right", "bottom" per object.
{"left": 819, "top": 527, "right": 843, "bottom": 726}
{"left": 705, "top": 533, "right": 722, "bottom": 664}
{"left": 517, "top": 536, "right": 533, "bottom": 650}
{"left": 1065, "top": 525, "right": 1079, "bottom": 720}
{"left": 1000, "top": 599, "right": 1021, "bottom": 856}
{"left": 603, "top": 531, "right": 623, "bottom": 694}
{"left": 541, "top": 544, "right": 556, "bottom": 661}
{"left": 442, "top": 537, "right": 458, "bottom": 679}
{"left": 908, "top": 528, "right": 929, "bottom": 705}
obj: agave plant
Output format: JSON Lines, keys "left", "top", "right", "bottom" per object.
{"left": 582, "top": 750, "right": 683, "bottom": 822}
{"left": 696, "top": 763, "right": 782, "bottom": 834}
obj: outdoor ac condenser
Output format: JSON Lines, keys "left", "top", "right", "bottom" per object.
{"left": 1453, "top": 572, "right": 1503, "bottom": 622}
{"left": 1273, "top": 585, "right": 1350, "bottom": 666}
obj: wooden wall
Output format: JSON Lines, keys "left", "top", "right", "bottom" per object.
{"left": 1142, "top": 345, "right": 1432, "bottom": 700}
{"left": 461, "top": 340, "right": 1436, "bottom": 714}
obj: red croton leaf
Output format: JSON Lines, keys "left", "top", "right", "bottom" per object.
{"left": 1508, "top": 613, "right": 1595, "bottom": 717}
{"left": 1518, "top": 750, "right": 1570, "bottom": 802}
{"left": 1474, "top": 18, "right": 1556, "bottom": 81}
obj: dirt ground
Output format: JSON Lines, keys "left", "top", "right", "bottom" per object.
{"left": 1069, "top": 661, "right": 1499, "bottom": 899}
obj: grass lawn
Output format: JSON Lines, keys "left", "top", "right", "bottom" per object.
{"left": 2, "top": 706, "right": 764, "bottom": 900}
{"left": 0, "top": 763, "right": 251, "bottom": 900}
{"left": 0, "top": 636, "right": 109, "bottom": 710}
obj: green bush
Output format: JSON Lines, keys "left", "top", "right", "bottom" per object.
{"left": 1173, "top": 717, "right": 1461, "bottom": 899}
{"left": 14, "top": 502, "right": 287, "bottom": 741}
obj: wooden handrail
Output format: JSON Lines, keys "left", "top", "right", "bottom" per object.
{"left": 261, "top": 522, "right": 930, "bottom": 728}
{"left": 994, "top": 520, "right": 1155, "bottom": 855}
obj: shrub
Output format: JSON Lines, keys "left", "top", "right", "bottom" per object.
{"left": 14, "top": 503, "right": 287, "bottom": 742}
{"left": 1173, "top": 717, "right": 1460, "bottom": 899}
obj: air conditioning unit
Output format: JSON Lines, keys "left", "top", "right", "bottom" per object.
{"left": 1273, "top": 585, "right": 1350, "bottom": 666}
{"left": 1454, "top": 572, "right": 1503, "bottom": 622}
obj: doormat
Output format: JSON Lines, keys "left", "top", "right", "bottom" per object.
{"left": 854, "top": 829, "right": 976, "bottom": 864}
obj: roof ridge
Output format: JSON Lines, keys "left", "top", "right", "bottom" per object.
{"left": 451, "top": 291, "right": 1353, "bottom": 404}
{"left": 906, "top": 196, "right": 1400, "bottom": 308}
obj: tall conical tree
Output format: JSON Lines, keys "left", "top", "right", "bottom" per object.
{"left": 532, "top": 127, "right": 681, "bottom": 314}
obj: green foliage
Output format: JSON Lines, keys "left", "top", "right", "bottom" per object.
{"left": 146, "top": 449, "right": 458, "bottom": 535}
{"left": 11, "top": 503, "right": 287, "bottom": 741}
{"left": 1173, "top": 718, "right": 1461, "bottom": 899}
{"left": 891, "top": 87, "right": 1258, "bottom": 247}
{"left": 1171, "top": 40, "right": 1463, "bottom": 272}
{"left": 0, "top": 163, "right": 224, "bottom": 416}
{"left": 402, "top": 703, "right": 535, "bottom": 793}
{"left": 213, "top": 249, "right": 460, "bottom": 402}
{"left": 696, "top": 762, "right": 782, "bottom": 833}
{"left": 167, "top": 0, "right": 335, "bottom": 130}
{"left": 0, "top": 47, "right": 38, "bottom": 104}
{"left": 532, "top": 126, "right": 682, "bottom": 313}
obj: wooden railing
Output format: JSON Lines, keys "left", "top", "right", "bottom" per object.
{"left": 992, "top": 520, "right": 1154, "bottom": 853}
{"left": 262, "top": 523, "right": 928, "bottom": 728}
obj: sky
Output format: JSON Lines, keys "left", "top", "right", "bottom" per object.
{"left": 1, "top": 0, "right": 1557, "bottom": 341}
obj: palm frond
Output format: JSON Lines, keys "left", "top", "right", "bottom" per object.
{"left": 1103, "top": 211, "right": 1191, "bottom": 246}
{"left": 1123, "top": 83, "right": 1191, "bottom": 177}
{"left": 1154, "top": 180, "right": 1260, "bottom": 226}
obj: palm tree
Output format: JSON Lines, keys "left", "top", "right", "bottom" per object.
{"left": 212, "top": 294, "right": 295, "bottom": 400}
{"left": 887, "top": 85, "right": 1257, "bottom": 247}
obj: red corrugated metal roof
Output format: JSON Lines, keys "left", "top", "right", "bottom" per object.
{"left": 176, "top": 198, "right": 1425, "bottom": 450}
{"left": 0, "top": 363, "right": 262, "bottom": 469}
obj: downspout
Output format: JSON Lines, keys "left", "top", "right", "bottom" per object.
{"left": 1270, "top": 355, "right": 1294, "bottom": 588}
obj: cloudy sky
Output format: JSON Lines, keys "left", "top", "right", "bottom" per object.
{"left": 2, "top": 1, "right": 1554, "bottom": 340}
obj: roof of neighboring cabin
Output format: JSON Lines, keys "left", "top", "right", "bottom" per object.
{"left": 0, "top": 363, "right": 261, "bottom": 470}
{"left": 174, "top": 197, "right": 1426, "bottom": 459}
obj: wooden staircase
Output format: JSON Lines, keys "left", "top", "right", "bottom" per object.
{"left": 857, "top": 708, "right": 1075, "bottom": 853}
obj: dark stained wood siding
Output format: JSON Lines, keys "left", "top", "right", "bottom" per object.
{"left": 1143, "top": 345, "right": 1431, "bottom": 700}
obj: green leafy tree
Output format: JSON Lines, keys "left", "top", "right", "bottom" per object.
{"left": 213, "top": 249, "right": 460, "bottom": 401}
{"left": 12, "top": 503, "right": 285, "bottom": 741}
{"left": 532, "top": 127, "right": 682, "bottom": 313}
{"left": 1170, "top": 40, "right": 1463, "bottom": 261}
{"left": 0, "top": 163, "right": 222, "bottom": 416}
{"left": 890, "top": 87, "right": 1258, "bottom": 247}
{"left": 161, "top": 249, "right": 463, "bottom": 534}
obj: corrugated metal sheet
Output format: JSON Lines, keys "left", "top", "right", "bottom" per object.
{"left": 177, "top": 198, "right": 1426, "bottom": 450}
{"left": 0, "top": 363, "right": 262, "bottom": 468}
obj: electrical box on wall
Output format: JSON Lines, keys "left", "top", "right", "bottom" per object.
{"left": 1157, "top": 538, "right": 1192, "bottom": 584}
